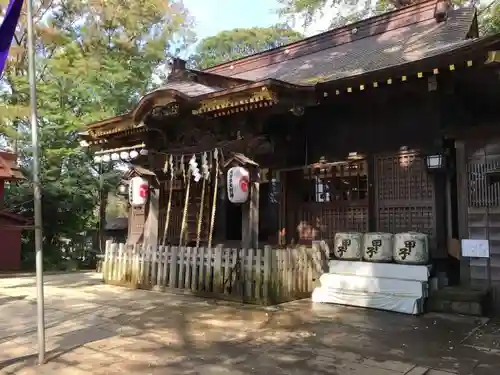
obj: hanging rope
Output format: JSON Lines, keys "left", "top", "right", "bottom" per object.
{"left": 161, "top": 155, "right": 174, "bottom": 246}
{"left": 196, "top": 152, "right": 209, "bottom": 248}
{"left": 208, "top": 149, "right": 219, "bottom": 249}
{"left": 179, "top": 155, "right": 194, "bottom": 247}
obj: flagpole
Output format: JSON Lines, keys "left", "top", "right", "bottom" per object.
{"left": 26, "top": 0, "right": 45, "bottom": 365}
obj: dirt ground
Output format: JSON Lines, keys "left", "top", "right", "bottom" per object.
{"left": 0, "top": 272, "right": 499, "bottom": 374}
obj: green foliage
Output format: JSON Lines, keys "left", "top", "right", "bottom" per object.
{"left": 277, "top": 0, "right": 497, "bottom": 31}
{"left": 192, "top": 26, "right": 303, "bottom": 69}
{"left": 0, "top": 0, "right": 193, "bottom": 269}
{"left": 276, "top": 0, "right": 386, "bottom": 29}
{"left": 479, "top": 2, "right": 500, "bottom": 35}
{"left": 106, "top": 193, "right": 129, "bottom": 219}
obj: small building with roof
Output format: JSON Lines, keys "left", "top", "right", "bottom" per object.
{"left": 0, "top": 150, "right": 27, "bottom": 271}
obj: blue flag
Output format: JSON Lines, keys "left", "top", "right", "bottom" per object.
{"left": 0, "top": 0, "right": 24, "bottom": 77}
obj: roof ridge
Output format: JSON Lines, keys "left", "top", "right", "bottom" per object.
{"left": 205, "top": 0, "right": 441, "bottom": 76}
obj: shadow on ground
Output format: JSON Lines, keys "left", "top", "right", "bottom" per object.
{"left": 1, "top": 274, "right": 499, "bottom": 374}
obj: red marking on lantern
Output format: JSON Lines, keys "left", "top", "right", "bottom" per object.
{"left": 239, "top": 176, "right": 249, "bottom": 193}
{"left": 139, "top": 184, "right": 148, "bottom": 198}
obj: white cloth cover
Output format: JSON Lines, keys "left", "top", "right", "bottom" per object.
{"left": 328, "top": 260, "right": 430, "bottom": 282}
{"left": 312, "top": 287, "right": 424, "bottom": 315}
{"left": 314, "top": 260, "right": 431, "bottom": 315}
{"left": 319, "top": 273, "right": 428, "bottom": 298}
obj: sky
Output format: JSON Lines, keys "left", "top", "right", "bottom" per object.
{"left": 183, "top": 0, "right": 283, "bottom": 41}
{"left": 180, "top": 0, "right": 359, "bottom": 55}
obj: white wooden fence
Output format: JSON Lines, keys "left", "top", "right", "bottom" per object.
{"left": 101, "top": 241, "right": 327, "bottom": 304}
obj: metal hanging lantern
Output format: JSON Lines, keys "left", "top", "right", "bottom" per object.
{"left": 425, "top": 154, "right": 445, "bottom": 171}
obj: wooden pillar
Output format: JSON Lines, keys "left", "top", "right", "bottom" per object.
{"left": 215, "top": 176, "right": 227, "bottom": 243}
{"left": 367, "top": 155, "right": 376, "bottom": 232}
{"left": 285, "top": 170, "right": 302, "bottom": 244}
{"left": 455, "top": 140, "right": 470, "bottom": 285}
{"left": 143, "top": 182, "right": 159, "bottom": 249}
{"left": 251, "top": 178, "right": 260, "bottom": 248}
{"left": 127, "top": 205, "right": 146, "bottom": 245}
{"left": 242, "top": 202, "right": 250, "bottom": 248}
{"left": 242, "top": 167, "right": 259, "bottom": 249}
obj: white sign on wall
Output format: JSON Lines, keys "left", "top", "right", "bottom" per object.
{"left": 461, "top": 239, "right": 490, "bottom": 258}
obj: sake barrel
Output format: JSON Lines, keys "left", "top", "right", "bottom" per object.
{"left": 333, "top": 232, "right": 362, "bottom": 260}
{"left": 362, "top": 232, "right": 393, "bottom": 262}
{"left": 393, "top": 232, "right": 429, "bottom": 265}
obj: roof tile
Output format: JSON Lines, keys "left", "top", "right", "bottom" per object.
{"left": 229, "top": 7, "right": 475, "bottom": 85}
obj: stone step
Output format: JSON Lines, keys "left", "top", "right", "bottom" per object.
{"left": 427, "top": 286, "right": 491, "bottom": 316}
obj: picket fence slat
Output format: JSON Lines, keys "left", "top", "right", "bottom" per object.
{"left": 255, "top": 248, "right": 262, "bottom": 301}
{"left": 102, "top": 241, "right": 326, "bottom": 304}
{"left": 170, "top": 247, "right": 178, "bottom": 288}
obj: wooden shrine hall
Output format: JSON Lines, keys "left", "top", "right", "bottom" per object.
{"left": 82, "top": 0, "right": 500, "bottom": 301}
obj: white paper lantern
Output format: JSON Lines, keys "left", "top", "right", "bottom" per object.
{"left": 227, "top": 166, "right": 249, "bottom": 204}
{"left": 128, "top": 177, "right": 149, "bottom": 206}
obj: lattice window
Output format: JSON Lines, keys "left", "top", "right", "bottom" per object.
{"left": 375, "top": 151, "right": 435, "bottom": 238}
{"left": 304, "top": 161, "right": 368, "bottom": 203}
{"left": 467, "top": 144, "right": 500, "bottom": 208}
{"left": 296, "top": 159, "right": 369, "bottom": 242}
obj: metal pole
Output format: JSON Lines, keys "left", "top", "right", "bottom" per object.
{"left": 26, "top": 0, "right": 45, "bottom": 365}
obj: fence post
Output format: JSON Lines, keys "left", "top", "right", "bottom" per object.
{"left": 138, "top": 244, "right": 146, "bottom": 286}
{"left": 255, "top": 248, "right": 262, "bottom": 302}
{"left": 117, "top": 243, "right": 125, "bottom": 283}
{"left": 263, "top": 246, "right": 272, "bottom": 304}
{"left": 161, "top": 246, "right": 169, "bottom": 288}
{"left": 133, "top": 244, "right": 141, "bottom": 287}
{"left": 184, "top": 247, "right": 192, "bottom": 290}
{"left": 102, "top": 240, "right": 111, "bottom": 282}
{"left": 191, "top": 247, "right": 199, "bottom": 291}
{"left": 169, "top": 246, "right": 178, "bottom": 288}
{"left": 156, "top": 246, "right": 164, "bottom": 289}
{"left": 124, "top": 245, "right": 131, "bottom": 284}
{"left": 108, "top": 242, "right": 118, "bottom": 283}
{"left": 214, "top": 245, "right": 223, "bottom": 293}
{"left": 150, "top": 245, "right": 157, "bottom": 288}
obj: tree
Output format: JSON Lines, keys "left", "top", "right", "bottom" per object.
{"left": 0, "top": 0, "right": 194, "bottom": 269}
{"left": 191, "top": 26, "right": 303, "bottom": 69}
{"left": 277, "top": 0, "right": 492, "bottom": 32}
{"left": 479, "top": 1, "right": 500, "bottom": 35}
{"left": 277, "top": 0, "right": 393, "bottom": 30}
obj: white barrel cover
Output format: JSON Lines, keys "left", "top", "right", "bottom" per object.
{"left": 393, "top": 232, "right": 429, "bottom": 265}
{"left": 129, "top": 176, "right": 148, "bottom": 206}
{"left": 227, "top": 166, "right": 250, "bottom": 204}
{"left": 362, "top": 232, "right": 393, "bottom": 262}
{"left": 334, "top": 232, "right": 362, "bottom": 260}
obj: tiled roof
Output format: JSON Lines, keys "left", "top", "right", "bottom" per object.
{"left": 83, "top": 1, "right": 486, "bottom": 132}
{"left": 105, "top": 217, "right": 128, "bottom": 231}
{"left": 151, "top": 67, "right": 253, "bottom": 98}
{"left": 205, "top": 3, "right": 476, "bottom": 85}
{"left": 0, "top": 211, "right": 29, "bottom": 224}
{"left": 154, "top": 81, "right": 223, "bottom": 97}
